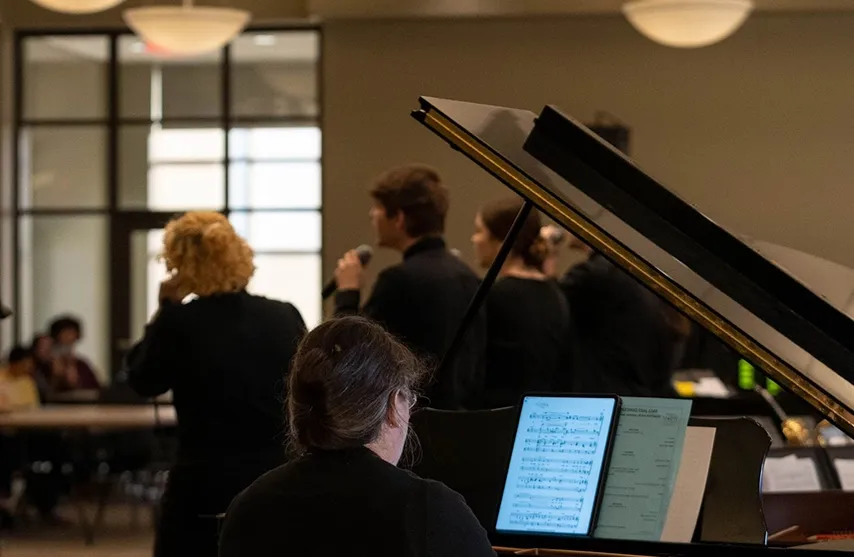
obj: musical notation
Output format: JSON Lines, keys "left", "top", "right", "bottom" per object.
{"left": 496, "top": 396, "right": 617, "bottom": 536}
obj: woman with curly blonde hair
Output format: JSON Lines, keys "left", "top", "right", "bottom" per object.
{"left": 126, "top": 211, "right": 306, "bottom": 557}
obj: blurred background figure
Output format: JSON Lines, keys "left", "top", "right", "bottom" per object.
{"left": 125, "top": 211, "right": 306, "bottom": 557}
{"left": 48, "top": 317, "right": 100, "bottom": 392}
{"left": 29, "top": 334, "right": 54, "bottom": 402}
{"left": 0, "top": 346, "right": 69, "bottom": 526}
{"left": 472, "top": 198, "right": 569, "bottom": 408}
{"left": 556, "top": 236, "right": 689, "bottom": 396}
{"left": 0, "top": 346, "right": 39, "bottom": 412}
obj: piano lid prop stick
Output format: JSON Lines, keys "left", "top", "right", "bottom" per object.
{"left": 429, "top": 200, "right": 534, "bottom": 408}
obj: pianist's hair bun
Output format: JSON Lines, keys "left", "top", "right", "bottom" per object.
{"left": 287, "top": 316, "right": 426, "bottom": 454}
{"left": 480, "top": 197, "right": 547, "bottom": 271}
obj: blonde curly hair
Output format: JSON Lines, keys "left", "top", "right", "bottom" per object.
{"left": 161, "top": 211, "right": 255, "bottom": 298}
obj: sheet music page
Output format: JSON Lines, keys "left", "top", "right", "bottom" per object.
{"left": 593, "top": 397, "right": 692, "bottom": 541}
{"left": 762, "top": 454, "right": 822, "bottom": 493}
{"left": 495, "top": 396, "right": 618, "bottom": 536}
{"left": 833, "top": 459, "right": 854, "bottom": 491}
{"left": 660, "top": 426, "right": 716, "bottom": 543}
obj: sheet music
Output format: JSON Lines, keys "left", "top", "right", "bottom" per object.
{"left": 833, "top": 459, "right": 854, "bottom": 491}
{"left": 762, "top": 454, "right": 822, "bottom": 493}
{"left": 593, "top": 397, "right": 692, "bottom": 541}
{"left": 496, "top": 396, "right": 618, "bottom": 536}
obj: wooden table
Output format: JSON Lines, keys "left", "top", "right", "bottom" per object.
{"left": 0, "top": 404, "right": 176, "bottom": 429}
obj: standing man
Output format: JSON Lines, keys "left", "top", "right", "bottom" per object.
{"left": 334, "top": 164, "right": 486, "bottom": 410}
{"left": 555, "top": 237, "right": 687, "bottom": 397}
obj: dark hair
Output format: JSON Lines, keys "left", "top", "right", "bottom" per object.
{"left": 8, "top": 345, "right": 31, "bottom": 364}
{"left": 49, "top": 316, "right": 82, "bottom": 340}
{"left": 370, "top": 164, "right": 449, "bottom": 238}
{"left": 287, "top": 316, "right": 426, "bottom": 453}
{"left": 480, "top": 197, "right": 548, "bottom": 269}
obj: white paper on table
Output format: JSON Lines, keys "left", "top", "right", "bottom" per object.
{"left": 762, "top": 454, "right": 822, "bottom": 493}
{"left": 692, "top": 377, "right": 731, "bottom": 398}
{"left": 660, "top": 426, "right": 716, "bottom": 543}
{"left": 833, "top": 459, "right": 854, "bottom": 491}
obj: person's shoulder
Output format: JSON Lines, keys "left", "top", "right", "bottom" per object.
{"left": 227, "top": 462, "right": 293, "bottom": 516}
{"left": 376, "top": 263, "right": 410, "bottom": 286}
{"left": 399, "top": 470, "right": 469, "bottom": 509}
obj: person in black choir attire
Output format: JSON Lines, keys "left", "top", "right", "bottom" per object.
{"left": 555, "top": 237, "right": 689, "bottom": 397}
{"left": 334, "top": 164, "right": 486, "bottom": 410}
{"left": 472, "top": 198, "right": 569, "bottom": 408}
{"left": 126, "top": 211, "right": 306, "bottom": 557}
{"left": 219, "top": 316, "right": 496, "bottom": 557}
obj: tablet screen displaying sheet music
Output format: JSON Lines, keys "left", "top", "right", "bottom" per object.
{"left": 496, "top": 395, "right": 619, "bottom": 537}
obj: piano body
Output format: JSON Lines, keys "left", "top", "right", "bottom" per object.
{"left": 410, "top": 97, "right": 854, "bottom": 555}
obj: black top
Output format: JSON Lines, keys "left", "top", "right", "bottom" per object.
{"left": 219, "top": 446, "right": 496, "bottom": 557}
{"left": 558, "top": 254, "right": 679, "bottom": 397}
{"left": 482, "top": 277, "right": 569, "bottom": 408}
{"left": 126, "top": 291, "right": 306, "bottom": 463}
{"left": 335, "top": 237, "right": 486, "bottom": 410}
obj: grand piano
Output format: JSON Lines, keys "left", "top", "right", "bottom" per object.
{"left": 410, "top": 97, "right": 854, "bottom": 555}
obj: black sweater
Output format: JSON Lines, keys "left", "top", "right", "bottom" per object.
{"left": 559, "top": 254, "right": 679, "bottom": 397}
{"left": 126, "top": 291, "right": 306, "bottom": 462}
{"left": 335, "top": 237, "right": 486, "bottom": 410}
{"left": 219, "top": 446, "right": 497, "bottom": 557}
{"left": 482, "top": 277, "right": 569, "bottom": 408}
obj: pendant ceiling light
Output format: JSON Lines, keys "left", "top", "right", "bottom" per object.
{"left": 622, "top": 0, "right": 754, "bottom": 48}
{"left": 30, "top": 0, "right": 126, "bottom": 14}
{"left": 123, "top": 0, "right": 251, "bottom": 57}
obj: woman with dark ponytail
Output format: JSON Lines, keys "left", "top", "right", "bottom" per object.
{"left": 471, "top": 198, "right": 569, "bottom": 409}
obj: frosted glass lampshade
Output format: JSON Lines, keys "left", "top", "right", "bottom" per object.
{"left": 123, "top": 4, "right": 251, "bottom": 56}
{"left": 622, "top": 0, "right": 754, "bottom": 48}
{"left": 30, "top": 0, "right": 126, "bottom": 13}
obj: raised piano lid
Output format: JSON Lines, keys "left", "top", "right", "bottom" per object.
{"left": 412, "top": 96, "right": 854, "bottom": 438}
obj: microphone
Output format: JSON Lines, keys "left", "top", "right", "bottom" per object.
{"left": 322, "top": 244, "right": 373, "bottom": 299}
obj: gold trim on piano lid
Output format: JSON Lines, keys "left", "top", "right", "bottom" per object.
{"left": 418, "top": 107, "right": 854, "bottom": 435}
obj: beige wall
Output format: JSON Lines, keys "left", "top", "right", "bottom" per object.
{"left": 322, "top": 14, "right": 854, "bottom": 290}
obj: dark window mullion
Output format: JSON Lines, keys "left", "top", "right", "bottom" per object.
{"left": 223, "top": 43, "right": 231, "bottom": 211}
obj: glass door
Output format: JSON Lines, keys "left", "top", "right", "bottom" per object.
{"left": 110, "top": 212, "right": 177, "bottom": 373}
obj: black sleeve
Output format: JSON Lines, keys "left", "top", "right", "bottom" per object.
{"left": 285, "top": 302, "right": 308, "bottom": 338}
{"left": 334, "top": 268, "right": 407, "bottom": 334}
{"left": 424, "top": 482, "right": 497, "bottom": 557}
{"left": 125, "top": 301, "right": 183, "bottom": 397}
{"left": 218, "top": 491, "right": 268, "bottom": 557}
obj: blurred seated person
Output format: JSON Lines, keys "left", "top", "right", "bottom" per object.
{"left": 0, "top": 346, "right": 39, "bottom": 412}
{"left": 126, "top": 211, "right": 306, "bottom": 557}
{"left": 471, "top": 198, "right": 569, "bottom": 408}
{"left": 556, "top": 235, "right": 689, "bottom": 396}
{"left": 0, "top": 347, "right": 69, "bottom": 524}
{"left": 219, "top": 316, "right": 496, "bottom": 557}
{"left": 48, "top": 316, "right": 100, "bottom": 392}
{"left": 29, "top": 335, "right": 53, "bottom": 401}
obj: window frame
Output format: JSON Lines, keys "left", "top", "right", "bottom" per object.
{"left": 9, "top": 26, "right": 324, "bottom": 373}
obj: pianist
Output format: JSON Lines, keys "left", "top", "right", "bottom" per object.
{"left": 219, "top": 316, "right": 496, "bottom": 557}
